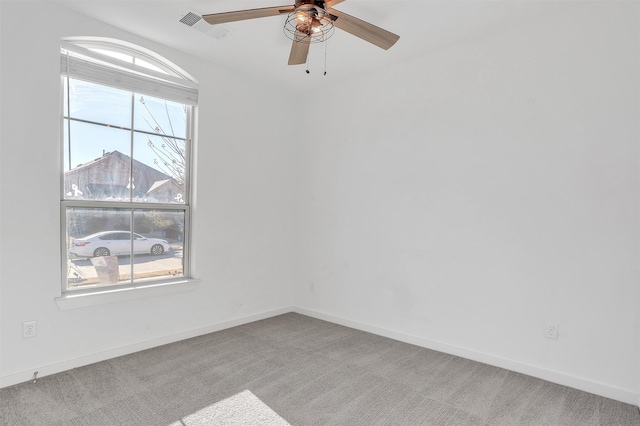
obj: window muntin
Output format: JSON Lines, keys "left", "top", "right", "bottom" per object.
{"left": 61, "top": 38, "right": 195, "bottom": 293}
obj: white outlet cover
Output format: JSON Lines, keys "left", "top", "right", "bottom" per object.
{"left": 23, "top": 320, "right": 37, "bottom": 338}
{"left": 544, "top": 323, "right": 559, "bottom": 339}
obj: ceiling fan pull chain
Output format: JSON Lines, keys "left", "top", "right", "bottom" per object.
{"left": 324, "top": 40, "right": 328, "bottom": 75}
{"left": 306, "top": 50, "right": 311, "bottom": 74}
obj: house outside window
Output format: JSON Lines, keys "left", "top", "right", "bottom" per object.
{"left": 61, "top": 38, "right": 197, "bottom": 293}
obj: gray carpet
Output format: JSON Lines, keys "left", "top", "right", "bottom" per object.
{"left": 168, "top": 390, "right": 290, "bottom": 426}
{"left": 1, "top": 313, "right": 638, "bottom": 425}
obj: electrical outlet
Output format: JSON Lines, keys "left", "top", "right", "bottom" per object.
{"left": 23, "top": 321, "right": 37, "bottom": 339}
{"left": 544, "top": 323, "right": 559, "bottom": 339}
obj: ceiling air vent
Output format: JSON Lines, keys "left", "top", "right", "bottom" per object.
{"left": 179, "top": 10, "right": 232, "bottom": 39}
{"left": 179, "top": 11, "right": 202, "bottom": 27}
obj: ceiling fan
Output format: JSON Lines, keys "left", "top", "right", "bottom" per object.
{"left": 202, "top": 0, "right": 400, "bottom": 65}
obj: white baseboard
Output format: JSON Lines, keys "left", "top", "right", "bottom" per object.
{"left": 293, "top": 306, "right": 639, "bottom": 407}
{"left": 0, "top": 306, "right": 294, "bottom": 389}
{"left": 3, "top": 304, "right": 638, "bottom": 407}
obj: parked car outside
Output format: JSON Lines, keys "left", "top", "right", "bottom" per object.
{"left": 70, "top": 231, "right": 171, "bottom": 258}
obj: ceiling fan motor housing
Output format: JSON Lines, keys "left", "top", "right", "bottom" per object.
{"left": 295, "top": 0, "right": 328, "bottom": 8}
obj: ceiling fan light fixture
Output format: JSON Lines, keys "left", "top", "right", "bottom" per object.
{"left": 294, "top": 11, "right": 310, "bottom": 23}
{"left": 284, "top": 5, "right": 334, "bottom": 43}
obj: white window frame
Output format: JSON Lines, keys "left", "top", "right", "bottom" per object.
{"left": 59, "top": 38, "right": 198, "bottom": 303}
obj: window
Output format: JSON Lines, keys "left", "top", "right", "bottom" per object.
{"left": 61, "top": 38, "right": 197, "bottom": 294}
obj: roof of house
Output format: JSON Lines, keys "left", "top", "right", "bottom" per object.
{"left": 66, "top": 150, "right": 172, "bottom": 182}
{"left": 147, "top": 179, "right": 173, "bottom": 193}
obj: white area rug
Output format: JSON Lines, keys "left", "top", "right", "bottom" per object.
{"left": 174, "top": 390, "right": 291, "bottom": 426}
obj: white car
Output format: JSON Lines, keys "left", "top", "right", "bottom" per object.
{"left": 70, "top": 231, "right": 170, "bottom": 258}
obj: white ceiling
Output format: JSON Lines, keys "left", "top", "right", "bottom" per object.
{"left": 55, "top": 0, "right": 547, "bottom": 88}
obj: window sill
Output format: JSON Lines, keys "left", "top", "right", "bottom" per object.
{"left": 55, "top": 278, "right": 200, "bottom": 310}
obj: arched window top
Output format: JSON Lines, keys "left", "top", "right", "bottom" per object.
{"left": 61, "top": 37, "right": 198, "bottom": 106}
{"left": 62, "top": 37, "right": 195, "bottom": 82}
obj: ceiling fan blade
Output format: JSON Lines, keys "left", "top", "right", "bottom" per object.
{"left": 325, "top": 0, "right": 347, "bottom": 8}
{"left": 288, "top": 39, "right": 310, "bottom": 65}
{"left": 202, "top": 5, "right": 294, "bottom": 25}
{"left": 331, "top": 10, "right": 399, "bottom": 50}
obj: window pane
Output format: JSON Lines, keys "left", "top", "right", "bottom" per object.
{"left": 134, "top": 58, "right": 166, "bottom": 74}
{"left": 66, "top": 207, "right": 131, "bottom": 289}
{"left": 133, "top": 133, "right": 186, "bottom": 203}
{"left": 93, "top": 48, "right": 133, "bottom": 64}
{"left": 66, "top": 207, "right": 185, "bottom": 289}
{"left": 67, "top": 78, "right": 132, "bottom": 128}
{"left": 132, "top": 209, "right": 184, "bottom": 282}
{"left": 64, "top": 122, "right": 132, "bottom": 200}
{"left": 134, "top": 94, "right": 187, "bottom": 139}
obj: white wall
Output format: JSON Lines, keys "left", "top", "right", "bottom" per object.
{"left": 1, "top": 0, "right": 639, "bottom": 408}
{"left": 0, "top": 1, "right": 298, "bottom": 385}
{"left": 295, "top": 1, "right": 640, "bottom": 404}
